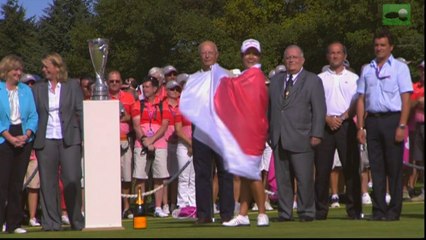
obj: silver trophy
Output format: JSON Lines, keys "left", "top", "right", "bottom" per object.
{"left": 88, "top": 38, "right": 109, "bottom": 100}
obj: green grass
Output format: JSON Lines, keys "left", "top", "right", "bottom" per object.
{"left": 3, "top": 201, "right": 424, "bottom": 238}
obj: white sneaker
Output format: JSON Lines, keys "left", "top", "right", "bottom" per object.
{"left": 163, "top": 204, "right": 170, "bottom": 215}
{"left": 330, "top": 196, "right": 340, "bottom": 208}
{"left": 292, "top": 201, "right": 298, "bottom": 209}
{"left": 14, "top": 228, "right": 27, "bottom": 234}
{"left": 214, "top": 204, "right": 220, "bottom": 214}
{"left": 385, "top": 193, "right": 391, "bottom": 205}
{"left": 234, "top": 202, "right": 240, "bottom": 214}
{"left": 362, "top": 193, "right": 372, "bottom": 205}
{"left": 265, "top": 201, "right": 274, "bottom": 211}
{"left": 257, "top": 213, "right": 269, "bottom": 227}
{"left": 410, "top": 192, "right": 425, "bottom": 202}
{"left": 251, "top": 203, "right": 258, "bottom": 211}
{"left": 61, "top": 215, "right": 70, "bottom": 225}
{"left": 222, "top": 215, "right": 250, "bottom": 227}
{"left": 154, "top": 207, "right": 168, "bottom": 217}
{"left": 29, "top": 218, "right": 41, "bottom": 227}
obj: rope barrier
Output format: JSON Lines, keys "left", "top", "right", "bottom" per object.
{"left": 22, "top": 166, "right": 38, "bottom": 191}
{"left": 122, "top": 157, "right": 193, "bottom": 198}
{"left": 404, "top": 162, "right": 424, "bottom": 171}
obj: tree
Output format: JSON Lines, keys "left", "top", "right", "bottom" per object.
{"left": 0, "top": 0, "right": 44, "bottom": 75}
{"left": 38, "top": 0, "right": 94, "bottom": 77}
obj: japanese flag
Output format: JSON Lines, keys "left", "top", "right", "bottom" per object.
{"left": 180, "top": 64, "right": 268, "bottom": 180}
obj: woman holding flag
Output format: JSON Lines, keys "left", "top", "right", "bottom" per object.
{"left": 220, "top": 39, "right": 269, "bottom": 227}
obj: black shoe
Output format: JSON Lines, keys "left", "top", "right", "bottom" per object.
{"left": 299, "top": 216, "right": 314, "bottom": 222}
{"left": 277, "top": 217, "right": 294, "bottom": 222}
{"left": 386, "top": 216, "right": 400, "bottom": 221}
{"left": 315, "top": 215, "right": 327, "bottom": 220}
{"left": 368, "top": 216, "right": 387, "bottom": 221}
{"left": 348, "top": 213, "right": 363, "bottom": 220}
{"left": 407, "top": 187, "right": 416, "bottom": 198}
{"left": 195, "top": 218, "right": 213, "bottom": 224}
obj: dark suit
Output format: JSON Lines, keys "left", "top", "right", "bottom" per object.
{"left": 192, "top": 128, "right": 234, "bottom": 222}
{"left": 32, "top": 79, "right": 84, "bottom": 231}
{"left": 268, "top": 69, "right": 326, "bottom": 220}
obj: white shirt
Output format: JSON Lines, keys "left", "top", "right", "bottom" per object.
{"left": 7, "top": 88, "right": 22, "bottom": 125}
{"left": 318, "top": 68, "right": 358, "bottom": 116}
{"left": 46, "top": 81, "right": 63, "bottom": 139}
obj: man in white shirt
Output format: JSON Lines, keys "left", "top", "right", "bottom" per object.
{"left": 314, "top": 41, "right": 362, "bottom": 220}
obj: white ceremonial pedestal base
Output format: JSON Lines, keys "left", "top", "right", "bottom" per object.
{"left": 83, "top": 100, "right": 124, "bottom": 230}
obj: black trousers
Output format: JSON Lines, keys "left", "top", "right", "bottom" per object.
{"left": 366, "top": 112, "right": 403, "bottom": 220}
{"left": 314, "top": 120, "right": 362, "bottom": 219}
{"left": 0, "top": 124, "right": 32, "bottom": 232}
{"left": 192, "top": 136, "right": 234, "bottom": 221}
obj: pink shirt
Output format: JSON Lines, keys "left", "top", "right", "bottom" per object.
{"left": 133, "top": 101, "right": 171, "bottom": 149}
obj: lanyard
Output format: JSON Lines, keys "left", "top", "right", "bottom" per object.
{"left": 146, "top": 103, "right": 157, "bottom": 131}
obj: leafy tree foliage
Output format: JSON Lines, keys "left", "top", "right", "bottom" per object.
{"left": 0, "top": 0, "right": 44, "bottom": 75}
{"left": 38, "top": 0, "right": 94, "bottom": 77}
{"left": 0, "top": 0, "right": 424, "bottom": 81}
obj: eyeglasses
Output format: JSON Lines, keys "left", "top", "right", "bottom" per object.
{"left": 109, "top": 80, "right": 121, "bottom": 84}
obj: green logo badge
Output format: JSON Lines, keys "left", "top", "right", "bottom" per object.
{"left": 383, "top": 4, "right": 411, "bottom": 26}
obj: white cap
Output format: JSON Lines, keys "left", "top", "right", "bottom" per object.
{"left": 343, "top": 59, "right": 350, "bottom": 67}
{"left": 176, "top": 73, "right": 189, "bottom": 85}
{"left": 418, "top": 60, "right": 424, "bottom": 68}
{"left": 230, "top": 68, "right": 241, "bottom": 76}
{"left": 396, "top": 57, "right": 411, "bottom": 64}
{"left": 275, "top": 65, "right": 286, "bottom": 73}
{"left": 163, "top": 65, "right": 177, "bottom": 76}
{"left": 322, "top": 65, "right": 330, "bottom": 72}
{"left": 241, "top": 39, "right": 261, "bottom": 53}
{"left": 268, "top": 70, "right": 276, "bottom": 79}
{"left": 166, "top": 80, "right": 182, "bottom": 90}
{"left": 20, "top": 74, "right": 37, "bottom": 83}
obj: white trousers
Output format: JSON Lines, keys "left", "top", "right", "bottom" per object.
{"left": 176, "top": 142, "right": 196, "bottom": 207}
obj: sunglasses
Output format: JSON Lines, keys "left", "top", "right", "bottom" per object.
{"left": 166, "top": 72, "right": 177, "bottom": 77}
{"left": 109, "top": 80, "right": 121, "bottom": 84}
{"left": 168, "top": 87, "right": 181, "bottom": 92}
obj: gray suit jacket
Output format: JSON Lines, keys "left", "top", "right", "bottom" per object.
{"left": 268, "top": 69, "right": 326, "bottom": 153}
{"left": 32, "top": 79, "right": 84, "bottom": 149}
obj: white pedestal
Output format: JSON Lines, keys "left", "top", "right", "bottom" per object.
{"left": 83, "top": 100, "right": 124, "bottom": 230}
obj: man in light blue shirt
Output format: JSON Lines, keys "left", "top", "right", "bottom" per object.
{"left": 356, "top": 28, "right": 413, "bottom": 221}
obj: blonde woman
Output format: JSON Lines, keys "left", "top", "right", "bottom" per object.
{"left": 32, "top": 53, "right": 84, "bottom": 231}
{"left": 0, "top": 55, "right": 38, "bottom": 234}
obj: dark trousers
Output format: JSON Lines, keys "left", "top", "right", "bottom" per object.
{"left": 192, "top": 137, "right": 234, "bottom": 221}
{"left": 274, "top": 140, "right": 315, "bottom": 220}
{"left": 36, "top": 139, "right": 84, "bottom": 231}
{"left": 0, "top": 124, "right": 32, "bottom": 232}
{"left": 366, "top": 113, "right": 403, "bottom": 219}
{"left": 314, "top": 120, "right": 362, "bottom": 219}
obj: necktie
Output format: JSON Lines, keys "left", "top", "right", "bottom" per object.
{"left": 284, "top": 74, "right": 293, "bottom": 99}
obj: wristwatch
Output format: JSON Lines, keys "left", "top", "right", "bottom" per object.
{"left": 398, "top": 124, "right": 406, "bottom": 129}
